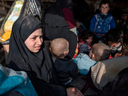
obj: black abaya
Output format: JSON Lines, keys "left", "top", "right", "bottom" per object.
{"left": 44, "top": 0, "right": 77, "bottom": 59}
{"left": 6, "top": 15, "right": 67, "bottom": 96}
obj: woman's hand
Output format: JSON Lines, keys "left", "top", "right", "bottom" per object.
{"left": 66, "top": 87, "right": 83, "bottom": 96}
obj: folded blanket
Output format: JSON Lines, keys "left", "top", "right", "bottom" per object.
{"left": 0, "top": 64, "right": 37, "bottom": 96}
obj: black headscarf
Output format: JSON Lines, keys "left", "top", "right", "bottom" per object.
{"left": 6, "top": 15, "right": 60, "bottom": 83}
{"left": 44, "top": 0, "right": 77, "bottom": 59}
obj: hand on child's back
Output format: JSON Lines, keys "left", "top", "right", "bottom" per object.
{"left": 67, "top": 87, "right": 83, "bottom": 96}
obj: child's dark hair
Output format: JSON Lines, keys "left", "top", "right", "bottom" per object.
{"left": 99, "top": 0, "right": 110, "bottom": 8}
{"left": 105, "top": 28, "right": 124, "bottom": 43}
{"left": 80, "top": 30, "right": 94, "bottom": 41}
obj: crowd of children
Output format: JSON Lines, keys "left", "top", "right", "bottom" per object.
{"left": 0, "top": 0, "right": 128, "bottom": 96}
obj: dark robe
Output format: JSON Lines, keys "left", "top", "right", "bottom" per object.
{"left": 6, "top": 15, "right": 66, "bottom": 96}
{"left": 44, "top": 0, "right": 77, "bottom": 59}
{"left": 98, "top": 67, "right": 128, "bottom": 96}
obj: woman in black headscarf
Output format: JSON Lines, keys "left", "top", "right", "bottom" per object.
{"left": 6, "top": 15, "right": 82, "bottom": 96}
{"left": 44, "top": 0, "right": 77, "bottom": 59}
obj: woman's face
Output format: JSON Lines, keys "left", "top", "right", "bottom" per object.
{"left": 25, "top": 28, "right": 43, "bottom": 53}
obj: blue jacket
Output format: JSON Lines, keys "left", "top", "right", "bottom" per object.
{"left": 90, "top": 12, "right": 116, "bottom": 38}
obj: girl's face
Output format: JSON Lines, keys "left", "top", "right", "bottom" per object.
{"left": 25, "top": 28, "right": 43, "bottom": 53}
{"left": 85, "top": 36, "right": 93, "bottom": 44}
{"left": 100, "top": 3, "right": 110, "bottom": 15}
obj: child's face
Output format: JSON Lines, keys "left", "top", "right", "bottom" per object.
{"left": 108, "top": 41, "right": 119, "bottom": 49}
{"left": 76, "top": 21, "right": 81, "bottom": 28}
{"left": 25, "top": 28, "right": 43, "bottom": 53}
{"left": 89, "top": 49, "right": 95, "bottom": 61}
{"left": 85, "top": 36, "right": 93, "bottom": 44}
{"left": 114, "top": 52, "right": 122, "bottom": 57}
{"left": 121, "top": 15, "right": 128, "bottom": 22}
{"left": 100, "top": 3, "right": 110, "bottom": 15}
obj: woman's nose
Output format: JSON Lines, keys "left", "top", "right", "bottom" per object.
{"left": 37, "top": 37, "right": 43, "bottom": 45}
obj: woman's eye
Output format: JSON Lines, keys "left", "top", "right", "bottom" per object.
{"left": 32, "top": 37, "right": 36, "bottom": 40}
{"left": 40, "top": 35, "right": 43, "bottom": 39}
{"left": 40, "top": 36, "right": 42, "bottom": 38}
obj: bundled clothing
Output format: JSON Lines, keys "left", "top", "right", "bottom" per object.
{"left": 44, "top": 0, "right": 77, "bottom": 59}
{"left": 90, "top": 12, "right": 116, "bottom": 38}
{"left": 52, "top": 55, "right": 78, "bottom": 85}
{"left": 6, "top": 15, "right": 67, "bottom": 96}
{"left": 78, "top": 39, "right": 92, "bottom": 55}
{"left": 73, "top": 53, "right": 97, "bottom": 75}
{"left": 0, "top": 64, "right": 37, "bottom": 96}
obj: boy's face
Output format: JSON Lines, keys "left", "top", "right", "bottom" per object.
{"left": 108, "top": 41, "right": 119, "bottom": 49}
{"left": 100, "top": 3, "right": 110, "bottom": 15}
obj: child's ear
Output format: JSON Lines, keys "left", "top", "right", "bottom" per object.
{"left": 92, "top": 53, "right": 95, "bottom": 58}
{"left": 64, "top": 51, "right": 68, "bottom": 57}
{"left": 49, "top": 47, "right": 51, "bottom": 52}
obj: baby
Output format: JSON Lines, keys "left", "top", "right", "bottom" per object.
{"left": 50, "top": 38, "right": 78, "bottom": 85}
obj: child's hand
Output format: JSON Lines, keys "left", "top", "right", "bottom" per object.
{"left": 66, "top": 87, "right": 84, "bottom": 96}
{"left": 76, "top": 21, "right": 81, "bottom": 28}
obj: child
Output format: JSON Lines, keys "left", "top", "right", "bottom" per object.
{"left": 76, "top": 20, "right": 87, "bottom": 40}
{"left": 73, "top": 43, "right": 111, "bottom": 75}
{"left": 118, "top": 12, "right": 128, "bottom": 40}
{"left": 118, "top": 12, "right": 128, "bottom": 32}
{"left": 114, "top": 48, "right": 128, "bottom": 57}
{"left": 99, "top": 28, "right": 123, "bottom": 55}
{"left": 90, "top": 0, "right": 115, "bottom": 40}
{"left": 78, "top": 30, "right": 93, "bottom": 55}
{"left": 50, "top": 38, "right": 78, "bottom": 85}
